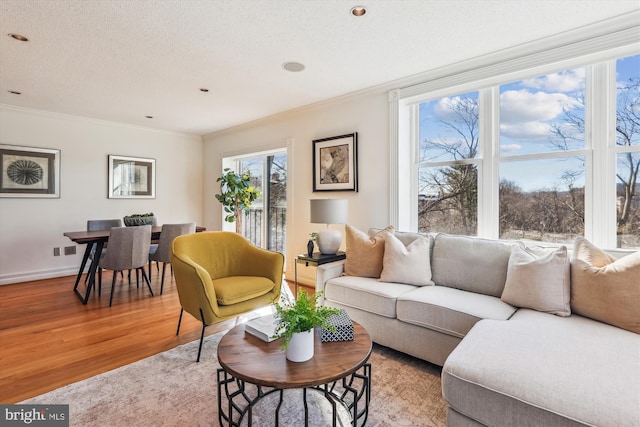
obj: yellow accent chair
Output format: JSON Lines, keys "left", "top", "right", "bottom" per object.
{"left": 171, "top": 231, "right": 284, "bottom": 361}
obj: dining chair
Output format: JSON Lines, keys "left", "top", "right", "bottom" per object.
{"left": 86, "top": 219, "right": 123, "bottom": 293}
{"left": 148, "top": 222, "right": 196, "bottom": 295}
{"left": 171, "top": 231, "right": 284, "bottom": 361}
{"left": 99, "top": 225, "right": 154, "bottom": 306}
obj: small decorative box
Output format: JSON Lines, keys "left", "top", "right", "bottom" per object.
{"left": 320, "top": 309, "right": 354, "bottom": 342}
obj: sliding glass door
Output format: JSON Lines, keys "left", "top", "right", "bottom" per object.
{"left": 238, "top": 152, "right": 287, "bottom": 254}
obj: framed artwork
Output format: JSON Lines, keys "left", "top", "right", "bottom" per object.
{"left": 0, "top": 144, "right": 60, "bottom": 198}
{"left": 108, "top": 155, "right": 155, "bottom": 199}
{"left": 312, "top": 133, "right": 358, "bottom": 192}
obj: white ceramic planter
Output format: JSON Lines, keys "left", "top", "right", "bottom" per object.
{"left": 286, "top": 329, "right": 314, "bottom": 362}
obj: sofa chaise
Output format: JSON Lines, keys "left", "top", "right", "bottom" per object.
{"left": 316, "top": 226, "right": 639, "bottom": 426}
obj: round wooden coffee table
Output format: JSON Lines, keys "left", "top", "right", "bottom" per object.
{"left": 217, "top": 321, "right": 372, "bottom": 426}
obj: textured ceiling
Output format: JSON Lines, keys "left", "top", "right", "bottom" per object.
{"left": 1, "top": 0, "right": 639, "bottom": 136}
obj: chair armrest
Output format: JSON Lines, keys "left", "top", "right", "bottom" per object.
{"left": 171, "top": 251, "right": 220, "bottom": 323}
{"left": 315, "top": 260, "right": 345, "bottom": 305}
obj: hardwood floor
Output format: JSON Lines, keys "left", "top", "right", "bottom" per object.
{"left": 0, "top": 269, "right": 308, "bottom": 403}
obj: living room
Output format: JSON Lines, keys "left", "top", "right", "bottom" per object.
{"left": 1, "top": 1, "right": 639, "bottom": 426}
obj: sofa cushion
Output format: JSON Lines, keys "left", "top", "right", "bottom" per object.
{"left": 501, "top": 245, "right": 571, "bottom": 317}
{"left": 442, "top": 309, "right": 640, "bottom": 427}
{"left": 571, "top": 237, "right": 640, "bottom": 334}
{"left": 324, "top": 275, "right": 416, "bottom": 318}
{"left": 380, "top": 233, "right": 434, "bottom": 286}
{"left": 431, "top": 234, "right": 523, "bottom": 297}
{"left": 397, "top": 286, "right": 516, "bottom": 338}
{"left": 344, "top": 225, "right": 393, "bottom": 277}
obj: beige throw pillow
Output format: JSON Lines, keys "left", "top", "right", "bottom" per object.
{"left": 571, "top": 237, "right": 640, "bottom": 334}
{"left": 344, "top": 225, "right": 393, "bottom": 278}
{"left": 501, "top": 246, "right": 571, "bottom": 317}
{"left": 380, "top": 233, "right": 434, "bottom": 286}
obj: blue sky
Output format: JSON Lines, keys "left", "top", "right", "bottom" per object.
{"left": 419, "top": 54, "right": 639, "bottom": 192}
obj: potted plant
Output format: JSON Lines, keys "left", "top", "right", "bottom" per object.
{"left": 272, "top": 291, "right": 340, "bottom": 362}
{"left": 215, "top": 168, "right": 261, "bottom": 234}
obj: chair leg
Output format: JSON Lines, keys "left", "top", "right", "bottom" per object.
{"left": 176, "top": 308, "right": 184, "bottom": 335}
{"left": 140, "top": 267, "right": 154, "bottom": 297}
{"left": 196, "top": 309, "right": 206, "bottom": 363}
{"left": 109, "top": 271, "right": 118, "bottom": 307}
{"left": 148, "top": 260, "right": 152, "bottom": 280}
{"left": 98, "top": 267, "right": 102, "bottom": 297}
{"left": 160, "top": 262, "right": 167, "bottom": 295}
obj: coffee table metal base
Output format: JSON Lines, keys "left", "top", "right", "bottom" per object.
{"left": 217, "top": 363, "right": 371, "bottom": 427}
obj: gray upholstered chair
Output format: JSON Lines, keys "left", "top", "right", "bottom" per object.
{"left": 87, "top": 219, "right": 123, "bottom": 292}
{"left": 148, "top": 222, "right": 196, "bottom": 294}
{"left": 99, "top": 225, "right": 154, "bottom": 306}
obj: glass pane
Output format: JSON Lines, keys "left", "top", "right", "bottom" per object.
{"left": 500, "top": 68, "right": 585, "bottom": 156}
{"left": 239, "top": 158, "right": 264, "bottom": 247}
{"left": 499, "top": 157, "right": 584, "bottom": 244}
{"left": 419, "top": 91, "right": 479, "bottom": 162}
{"left": 616, "top": 54, "right": 640, "bottom": 147}
{"left": 616, "top": 152, "right": 640, "bottom": 249}
{"left": 267, "top": 153, "right": 287, "bottom": 253}
{"left": 418, "top": 164, "right": 478, "bottom": 235}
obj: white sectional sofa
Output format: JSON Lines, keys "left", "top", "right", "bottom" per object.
{"left": 316, "top": 227, "right": 640, "bottom": 427}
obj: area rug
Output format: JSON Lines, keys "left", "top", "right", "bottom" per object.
{"left": 23, "top": 331, "right": 447, "bottom": 426}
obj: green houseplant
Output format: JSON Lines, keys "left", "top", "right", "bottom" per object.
{"left": 272, "top": 291, "right": 340, "bottom": 362}
{"left": 215, "top": 168, "right": 261, "bottom": 234}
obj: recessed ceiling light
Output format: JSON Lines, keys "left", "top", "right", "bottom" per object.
{"left": 282, "top": 62, "right": 305, "bottom": 72}
{"left": 145, "top": 116, "right": 153, "bottom": 119}
{"left": 350, "top": 6, "right": 366, "bottom": 17}
{"left": 8, "top": 33, "right": 28, "bottom": 42}
{"left": 8, "top": 90, "right": 21, "bottom": 95}
{"left": 200, "top": 88, "right": 209, "bottom": 92}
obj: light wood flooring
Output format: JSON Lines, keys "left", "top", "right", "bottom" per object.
{"left": 0, "top": 268, "right": 308, "bottom": 403}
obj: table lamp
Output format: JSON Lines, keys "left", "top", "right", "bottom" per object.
{"left": 310, "top": 199, "right": 348, "bottom": 254}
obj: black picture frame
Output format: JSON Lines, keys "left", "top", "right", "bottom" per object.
{"left": 0, "top": 144, "right": 60, "bottom": 198}
{"left": 312, "top": 133, "right": 358, "bottom": 192}
{"left": 108, "top": 155, "right": 156, "bottom": 199}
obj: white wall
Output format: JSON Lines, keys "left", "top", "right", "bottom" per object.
{"left": 203, "top": 90, "right": 391, "bottom": 282}
{"left": 0, "top": 106, "right": 203, "bottom": 285}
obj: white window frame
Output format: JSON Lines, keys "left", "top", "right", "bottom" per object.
{"left": 389, "top": 14, "right": 639, "bottom": 250}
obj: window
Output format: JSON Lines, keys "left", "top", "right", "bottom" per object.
{"left": 397, "top": 51, "right": 640, "bottom": 249}
{"left": 418, "top": 92, "right": 479, "bottom": 235}
{"left": 498, "top": 68, "right": 586, "bottom": 244}
{"left": 222, "top": 150, "right": 287, "bottom": 254}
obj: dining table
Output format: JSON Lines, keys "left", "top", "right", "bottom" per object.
{"left": 64, "top": 225, "right": 206, "bottom": 304}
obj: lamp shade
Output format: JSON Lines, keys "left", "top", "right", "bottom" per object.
{"left": 310, "top": 199, "right": 348, "bottom": 224}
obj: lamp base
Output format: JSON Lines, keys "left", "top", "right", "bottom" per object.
{"left": 317, "top": 228, "right": 342, "bottom": 255}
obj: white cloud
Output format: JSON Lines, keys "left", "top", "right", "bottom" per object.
{"left": 500, "top": 121, "right": 551, "bottom": 141}
{"left": 500, "top": 143, "right": 522, "bottom": 153}
{"left": 499, "top": 89, "right": 582, "bottom": 141}
{"left": 434, "top": 96, "right": 478, "bottom": 122}
{"left": 522, "top": 69, "right": 585, "bottom": 92}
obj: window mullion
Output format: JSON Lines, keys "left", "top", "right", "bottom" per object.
{"left": 589, "top": 61, "right": 617, "bottom": 248}
{"left": 478, "top": 87, "right": 499, "bottom": 239}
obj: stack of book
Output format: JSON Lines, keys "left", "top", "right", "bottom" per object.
{"left": 245, "top": 314, "right": 278, "bottom": 342}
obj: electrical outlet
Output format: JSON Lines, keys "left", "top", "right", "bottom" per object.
{"left": 64, "top": 246, "right": 76, "bottom": 255}
{"left": 53, "top": 247, "right": 61, "bottom": 256}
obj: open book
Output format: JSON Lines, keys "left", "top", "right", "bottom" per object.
{"left": 245, "top": 313, "right": 279, "bottom": 342}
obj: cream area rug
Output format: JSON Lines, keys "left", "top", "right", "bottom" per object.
{"left": 23, "top": 331, "right": 447, "bottom": 426}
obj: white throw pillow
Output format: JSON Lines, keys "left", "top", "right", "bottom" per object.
{"left": 501, "top": 245, "right": 571, "bottom": 317}
{"left": 380, "top": 233, "right": 434, "bottom": 286}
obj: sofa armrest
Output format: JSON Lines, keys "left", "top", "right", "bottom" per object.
{"left": 316, "top": 260, "right": 345, "bottom": 304}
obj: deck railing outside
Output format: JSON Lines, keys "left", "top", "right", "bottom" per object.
{"left": 241, "top": 206, "right": 286, "bottom": 255}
